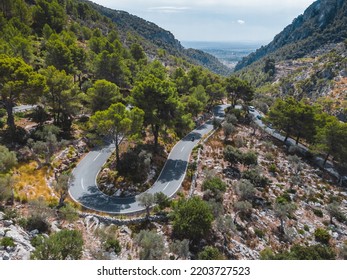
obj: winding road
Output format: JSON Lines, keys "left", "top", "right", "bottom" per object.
{"left": 69, "top": 105, "right": 229, "bottom": 214}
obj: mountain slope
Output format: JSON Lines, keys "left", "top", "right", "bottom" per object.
{"left": 82, "top": 0, "right": 232, "bottom": 75}
{"left": 235, "top": 0, "right": 347, "bottom": 71}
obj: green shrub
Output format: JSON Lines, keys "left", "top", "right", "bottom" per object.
{"left": 1, "top": 237, "right": 15, "bottom": 248}
{"left": 254, "top": 228, "right": 265, "bottom": 239}
{"left": 3, "top": 208, "right": 18, "bottom": 220}
{"left": 197, "top": 246, "right": 224, "bottom": 260}
{"left": 104, "top": 238, "right": 121, "bottom": 254}
{"left": 268, "top": 163, "right": 277, "bottom": 173}
{"left": 25, "top": 215, "right": 50, "bottom": 233}
{"left": 242, "top": 151, "right": 258, "bottom": 166}
{"left": 312, "top": 208, "right": 324, "bottom": 218}
{"left": 242, "top": 169, "right": 270, "bottom": 188}
{"left": 304, "top": 225, "right": 310, "bottom": 232}
{"left": 314, "top": 228, "right": 331, "bottom": 244}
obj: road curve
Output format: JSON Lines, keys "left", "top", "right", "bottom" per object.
{"left": 69, "top": 105, "right": 229, "bottom": 214}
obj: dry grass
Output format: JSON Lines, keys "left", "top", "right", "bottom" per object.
{"left": 13, "top": 161, "right": 55, "bottom": 202}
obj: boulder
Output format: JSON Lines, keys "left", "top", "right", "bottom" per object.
{"left": 3, "top": 220, "right": 13, "bottom": 227}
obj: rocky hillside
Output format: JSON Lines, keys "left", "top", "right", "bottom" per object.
{"left": 235, "top": 0, "right": 347, "bottom": 71}
{"left": 82, "top": 0, "right": 232, "bottom": 75}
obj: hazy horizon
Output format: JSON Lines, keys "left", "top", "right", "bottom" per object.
{"left": 90, "top": 0, "right": 316, "bottom": 42}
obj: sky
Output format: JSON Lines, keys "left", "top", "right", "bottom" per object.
{"left": 90, "top": 0, "right": 316, "bottom": 44}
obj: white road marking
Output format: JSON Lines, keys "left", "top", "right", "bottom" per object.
{"left": 175, "top": 161, "right": 179, "bottom": 168}
{"left": 81, "top": 178, "right": 85, "bottom": 190}
{"left": 93, "top": 152, "right": 102, "bottom": 161}
{"left": 163, "top": 182, "right": 170, "bottom": 191}
{"left": 181, "top": 146, "right": 185, "bottom": 152}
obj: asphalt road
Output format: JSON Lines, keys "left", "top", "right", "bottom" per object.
{"left": 69, "top": 105, "right": 230, "bottom": 214}
{"left": 13, "top": 105, "right": 37, "bottom": 113}
{"left": 250, "top": 109, "right": 346, "bottom": 184}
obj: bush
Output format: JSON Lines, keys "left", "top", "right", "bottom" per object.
{"left": 1, "top": 237, "right": 15, "bottom": 248}
{"left": 202, "top": 177, "right": 227, "bottom": 195}
{"left": 261, "top": 244, "right": 335, "bottom": 260}
{"left": 304, "top": 225, "right": 310, "bottom": 232}
{"left": 31, "top": 230, "right": 84, "bottom": 260}
{"left": 254, "top": 228, "right": 265, "bottom": 239}
{"left": 224, "top": 146, "right": 243, "bottom": 165}
{"left": 197, "top": 246, "right": 224, "bottom": 260}
{"left": 58, "top": 204, "right": 79, "bottom": 222}
{"left": 25, "top": 215, "right": 50, "bottom": 233}
{"left": 104, "top": 238, "right": 121, "bottom": 254}
{"left": 241, "top": 151, "right": 258, "bottom": 166}
{"left": 242, "top": 169, "right": 270, "bottom": 188}
{"left": 172, "top": 197, "right": 213, "bottom": 242}
{"left": 314, "top": 228, "right": 331, "bottom": 244}
{"left": 312, "top": 208, "right": 324, "bottom": 218}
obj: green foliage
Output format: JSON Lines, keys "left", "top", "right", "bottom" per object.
{"left": 0, "top": 145, "right": 17, "bottom": 173}
{"left": 154, "top": 192, "right": 170, "bottom": 210}
{"left": 236, "top": 179, "right": 255, "bottom": 201}
{"left": 202, "top": 176, "right": 227, "bottom": 194}
{"left": 242, "top": 168, "right": 269, "bottom": 188}
{"left": 32, "top": 0, "right": 66, "bottom": 34}
{"left": 135, "top": 230, "right": 166, "bottom": 260}
{"left": 225, "top": 76, "right": 254, "bottom": 106}
{"left": 197, "top": 246, "right": 224, "bottom": 260}
{"left": 326, "top": 201, "right": 347, "bottom": 224}
{"left": 260, "top": 244, "right": 335, "bottom": 260}
{"left": 104, "top": 238, "right": 121, "bottom": 254}
{"left": 254, "top": 228, "right": 265, "bottom": 239}
{"left": 58, "top": 204, "right": 79, "bottom": 222}
{"left": 268, "top": 97, "right": 316, "bottom": 144}
{"left": 89, "top": 103, "right": 144, "bottom": 164}
{"left": 172, "top": 197, "right": 213, "bottom": 241}
{"left": 169, "top": 239, "right": 190, "bottom": 260}
{"left": 86, "top": 80, "right": 121, "bottom": 113}
{"left": 241, "top": 151, "right": 258, "bottom": 166}
{"left": 131, "top": 69, "right": 179, "bottom": 150}
{"left": 224, "top": 145, "right": 243, "bottom": 165}
{"left": 312, "top": 208, "right": 324, "bottom": 218}
{"left": 138, "top": 193, "right": 155, "bottom": 219}
{"left": 1, "top": 237, "right": 15, "bottom": 248}
{"left": 0, "top": 55, "right": 46, "bottom": 139}
{"left": 31, "top": 230, "right": 84, "bottom": 260}
{"left": 314, "top": 228, "right": 331, "bottom": 245}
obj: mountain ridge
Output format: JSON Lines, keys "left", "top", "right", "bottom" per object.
{"left": 82, "top": 0, "right": 232, "bottom": 75}
{"left": 235, "top": 0, "right": 347, "bottom": 71}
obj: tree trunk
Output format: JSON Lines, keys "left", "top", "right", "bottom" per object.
{"left": 284, "top": 132, "right": 290, "bottom": 143}
{"left": 295, "top": 134, "right": 300, "bottom": 145}
{"left": 4, "top": 100, "right": 16, "bottom": 139}
{"left": 323, "top": 152, "right": 330, "bottom": 167}
{"left": 58, "top": 194, "right": 66, "bottom": 208}
{"left": 152, "top": 124, "right": 160, "bottom": 153}
{"left": 115, "top": 134, "right": 120, "bottom": 168}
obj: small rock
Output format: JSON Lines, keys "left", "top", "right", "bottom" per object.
{"left": 2, "top": 252, "right": 10, "bottom": 260}
{"left": 51, "top": 221, "right": 61, "bottom": 232}
{"left": 0, "top": 229, "right": 5, "bottom": 237}
{"left": 120, "top": 225, "right": 132, "bottom": 235}
{"left": 332, "top": 232, "right": 339, "bottom": 239}
{"left": 3, "top": 220, "right": 13, "bottom": 227}
{"left": 0, "top": 212, "right": 4, "bottom": 220}
{"left": 29, "top": 229, "right": 39, "bottom": 236}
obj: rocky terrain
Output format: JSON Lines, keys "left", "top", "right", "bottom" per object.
{"left": 192, "top": 123, "right": 347, "bottom": 259}
{"left": 236, "top": 0, "right": 347, "bottom": 70}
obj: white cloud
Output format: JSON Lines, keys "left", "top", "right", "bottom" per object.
{"left": 148, "top": 6, "right": 190, "bottom": 13}
{"left": 237, "top": 19, "right": 245, "bottom": 25}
